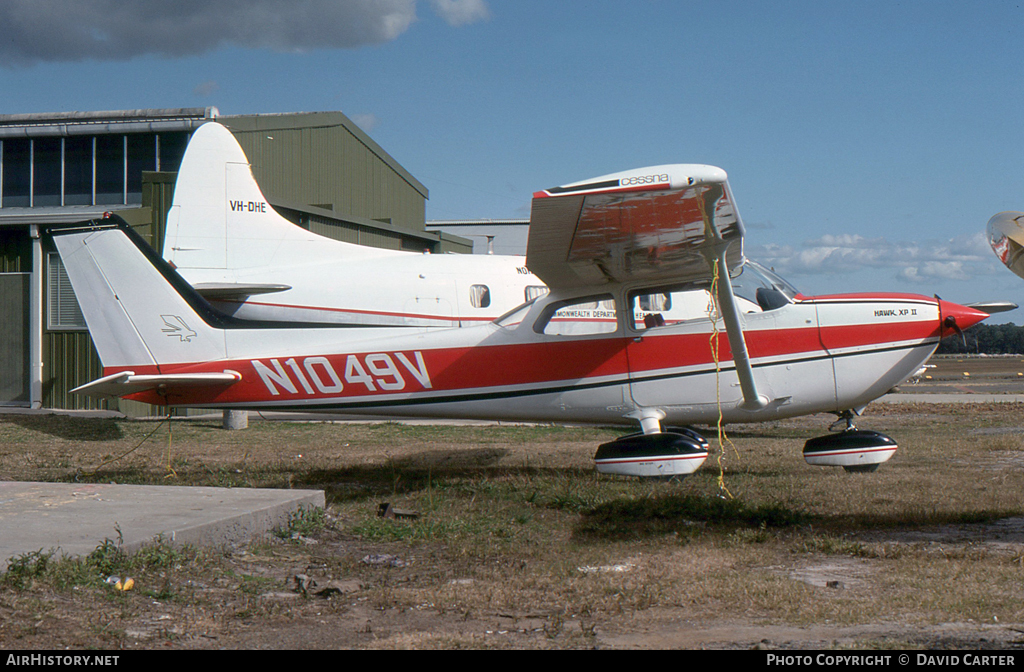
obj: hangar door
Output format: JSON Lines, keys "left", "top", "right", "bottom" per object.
{"left": 0, "top": 272, "right": 30, "bottom": 405}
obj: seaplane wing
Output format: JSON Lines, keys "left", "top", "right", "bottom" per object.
{"left": 527, "top": 165, "right": 743, "bottom": 290}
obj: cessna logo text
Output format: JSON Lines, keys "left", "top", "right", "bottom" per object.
{"left": 619, "top": 173, "right": 669, "bottom": 187}
{"left": 251, "top": 352, "right": 431, "bottom": 396}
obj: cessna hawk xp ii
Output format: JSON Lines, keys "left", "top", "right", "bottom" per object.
{"left": 51, "top": 165, "right": 987, "bottom": 477}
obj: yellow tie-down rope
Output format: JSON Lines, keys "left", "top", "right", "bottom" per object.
{"left": 75, "top": 412, "right": 177, "bottom": 480}
{"left": 708, "top": 258, "right": 739, "bottom": 499}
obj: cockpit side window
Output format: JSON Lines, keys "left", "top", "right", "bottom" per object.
{"left": 630, "top": 285, "right": 717, "bottom": 330}
{"left": 627, "top": 263, "right": 800, "bottom": 331}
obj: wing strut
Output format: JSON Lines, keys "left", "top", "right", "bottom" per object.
{"left": 700, "top": 186, "right": 769, "bottom": 411}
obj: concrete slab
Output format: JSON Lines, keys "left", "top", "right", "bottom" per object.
{"left": 0, "top": 481, "right": 324, "bottom": 568}
{"left": 879, "top": 393, "right": 1024, "bottom": 404}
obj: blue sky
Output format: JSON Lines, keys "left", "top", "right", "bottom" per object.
{"left": 2, "top": 0, "right": 1022, "bottom": 320}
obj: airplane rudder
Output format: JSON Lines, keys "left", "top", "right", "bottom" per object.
{"left": 54, "top": 226, "right": 227, "bottom": 367}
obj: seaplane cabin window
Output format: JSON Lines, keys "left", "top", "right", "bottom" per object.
{"left": 470, "top": 284, "right": 491, "bottom": 308}
{"left": 525, "top": 285, "right": 549, "bottom": 302}
{"left": 536, "top": 294, "right": 618, "bottom": 336}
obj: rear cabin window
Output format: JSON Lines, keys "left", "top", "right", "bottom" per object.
{"left": 537, "top": 294, "right": 618, "bottom": 336}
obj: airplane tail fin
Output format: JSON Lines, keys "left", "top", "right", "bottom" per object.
{"left": 52, "top": 221, "right": 229, "bottom": 371}
{"left": 163, "top": 122, "right": 372, "bottom": 274}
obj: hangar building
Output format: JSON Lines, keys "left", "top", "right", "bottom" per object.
{"left": 0, "top": 107, "right": 470, "bottom": 414}
{"left": 426, "top": 219, "right": 530, "bottom": 256}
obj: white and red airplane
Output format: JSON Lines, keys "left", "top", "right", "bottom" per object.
{"left": 51, "top": 164, "right": 987, "bottom": 477}
{"left": 161, "top": 122, "right": 547, "bottom": 328}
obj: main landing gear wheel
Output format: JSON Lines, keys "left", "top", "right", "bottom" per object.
{"left": 803, "top": 411, "right": 897, "bottom": 472}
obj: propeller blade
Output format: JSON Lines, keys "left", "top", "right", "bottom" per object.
{"left": 944, "top": 315, "right": 966, "bottom": 348}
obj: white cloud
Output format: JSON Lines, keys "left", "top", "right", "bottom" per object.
{"left": 0, "top": 0, "right": 488, "bottom": 65}
{"left": 349, "top": 113, "right": 379, "bottom": 133}
{"left": 750, "top": 231, "right": 1002, "bottom": 283}
{"left": 193, "top": 80, "right": 220, "bottom": 97}
{"left": 429, "top": 0, "right": 490, "bottom": 26}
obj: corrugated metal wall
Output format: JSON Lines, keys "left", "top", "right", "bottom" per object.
{"left": 42, "top": 332, "right": 105, "bottom": 410}
{"left": 0, "top": 272, "right": 30, "bottom": 404}
{"left": 307, "top": 214, "right": 404, "bottom": 250}
{"left": 0, "top": 232, "right": 31, "bottom": 404}
{"left": 0, "top": 231, "right": 30, "bottom": 272}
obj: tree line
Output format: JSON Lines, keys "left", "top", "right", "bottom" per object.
{"left": 935, "top": 323, "right": 1024, "bottom": 355}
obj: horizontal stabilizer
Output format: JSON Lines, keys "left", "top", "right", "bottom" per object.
{"left": 72, "top": 370, "right": 242, "bottom": 398}
{"left": 192, "top": 282, "right": 292, "bottom": 301}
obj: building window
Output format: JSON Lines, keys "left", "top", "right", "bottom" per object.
{"left": 64, "top": 136, "right": 93, "bottom": 206}
{"left": 1, "top": 138, "right": 30, "bottom": 208}
{"left": 47, "top": 252, "right": 87, "bottom": 330}
{"left": 94, "top": 135, "right": 124, "bottom": 205}
{"left": 127, "top": 134, "right": 157, "bottom": 202}
{"left": 158, "top": 132, "right": 189, "bottom": 172}
{"left": 33, "top": 137, "right": 62, "bottom": 207}
{"left": 0, "top": 131, "right": 190, "bottom": 209}
{"left": 469, "top": 284, "right": 491, "bottom": 308}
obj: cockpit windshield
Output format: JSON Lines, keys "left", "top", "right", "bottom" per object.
{"left": 729, "top": 261, "right": 800, "bottom": 311}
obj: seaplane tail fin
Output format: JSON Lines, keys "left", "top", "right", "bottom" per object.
{"left": 52, "top": 224, "right": 228, "bottom": 371}
{"left": 163, "top": 122, "right": 373, "bottom": 274}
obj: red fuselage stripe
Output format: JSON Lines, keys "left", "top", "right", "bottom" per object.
{"left": 106, "top": 314, "right": 940, "bottom": 406}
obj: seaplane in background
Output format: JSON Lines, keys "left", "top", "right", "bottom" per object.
{"left": 988, "top": 211, "right": 1024, "bottom": 282}
{"left": 51, "top": 164, "right": 988, "bottom": 477}
{"left": 162, "top": 122, "right": 546, "bottom": 328}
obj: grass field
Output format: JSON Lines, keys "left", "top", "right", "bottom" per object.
{"left": 3, "top": 402, "right": 1024, "bottom": 649}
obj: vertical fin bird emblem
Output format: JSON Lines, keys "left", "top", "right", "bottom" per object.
{"left": 161, "top": 315, "right": 198, "bottom": 342}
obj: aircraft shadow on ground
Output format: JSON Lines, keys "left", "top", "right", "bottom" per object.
{"left": 3, "top": 415, "right": 124, "bottom": 442}
{"left": 572, "top": 493, "right": 1024, "bottom": 542}
{"left": 294, "top": 447, "right": 514, "bottom": 501}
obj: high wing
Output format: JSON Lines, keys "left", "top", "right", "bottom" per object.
{"left": 526, "top": 165, "right": 744, "bottom": 290}
{"left": 527, "top": 164, "right": 766, "bottom": 409}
